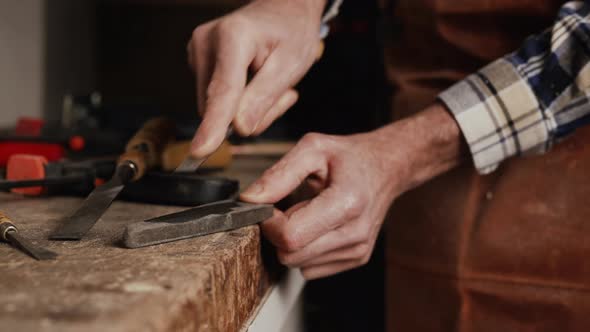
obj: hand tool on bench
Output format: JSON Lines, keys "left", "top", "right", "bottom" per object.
{"left": 123, "top": 200, "right": 273, "bottom": 248}
{"left": 0, "top": 154, "right": 238, "bottom": 205}
{"left": 0, "top": 154, "right": 115, "bottom": 196}
{"left": 0, "top": 134, "right": 86, "bottom": 150}
{"left": 0, "top": 211, "right": 57, "bottom": 260}
{"left": 0, "top": 140, "right": 66, "bottom": 167}
{"left": 50, "top": 117, "right": 175, "bottom": 241}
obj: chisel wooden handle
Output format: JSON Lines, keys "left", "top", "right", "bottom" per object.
{"left": 1, "top": 210, "right": 57, "bottom": 260}
{"left": 118, "top": 117, "right": 176, "bottom": 181}
{"left": 0, "top": 211, "right": 17, "bottom": 242}
{"left": 316, "top": 41, "right": 324, "bottom": 61}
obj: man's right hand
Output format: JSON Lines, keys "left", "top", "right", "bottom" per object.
{"left": 187, "top": 0, "right": 327, "bottom": 157}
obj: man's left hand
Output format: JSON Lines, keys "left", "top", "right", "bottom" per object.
{"left": 241, "top": 103, "right": 465, "bottom": 279}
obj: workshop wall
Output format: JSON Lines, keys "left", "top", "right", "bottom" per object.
{"left": 95, "top": 1, "right": 235, "bottom": 133}
{"left": 0, "top": 0, "right": 44, "bottom": 127}
{"left": 0, "top": 0, "right": 95, "bottom": 129}
{"left": 43, "top": 0, "right": 97, "bottom": 126}
{"left": 95, "top": 0, "right": 386, "bottom": 139}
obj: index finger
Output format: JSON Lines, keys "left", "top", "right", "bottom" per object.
{"left": 190, "top": 28, "right": 255, "bottom": 158}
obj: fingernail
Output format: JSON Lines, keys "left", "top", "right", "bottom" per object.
{"left": 242, "top": 116, "right": 257, "bottom": 136}
{"left": 237, "top": 99, "right": 256, "bottom": 135}
{"left": 242, "top": 181, "right": 264, "bottom": 198}
{"left": 190, "top": 139, "right": 203, "bottom": 157}
{"left": 251, "top": 120, "right": 261, "bottom": 135}
{"left": 190, "top": 135, "right": 213, "bottom": 157}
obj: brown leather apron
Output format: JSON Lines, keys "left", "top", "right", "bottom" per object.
{"left": 381, "top": 0, "right": 590, "bottom": 330}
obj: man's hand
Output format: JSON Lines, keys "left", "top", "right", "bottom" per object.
{"left": 241, "top": 104, "right": 466, "bottom": 279}
{"left": 187, "top": 0, "right": 326, "bottom": 157}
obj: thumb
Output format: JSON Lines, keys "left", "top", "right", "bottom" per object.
{"left": 240, "top": 144, "right": 327, "bottom": 204}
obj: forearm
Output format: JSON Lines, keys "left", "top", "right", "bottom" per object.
{"left": 373, "top": 103, "right": 468, "bottom": 194}
{"left": 245, "top": 0, "right": 328, "bottom": 19}
{"left": 309, "top": 0, "right": 329, "bottom": 12}
{"left": 404, "top": 103, "right": 467, "bottom": 190}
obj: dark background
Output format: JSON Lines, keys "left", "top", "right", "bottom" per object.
{"left": 96, "top": 0, "right": 389, "bottom": 138}
{"left": 96, "top": 1, "right": 387, "bottom": 330}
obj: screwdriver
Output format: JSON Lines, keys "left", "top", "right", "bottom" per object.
{"left": 0, "top": 211, "right": 57, "bottom": 260}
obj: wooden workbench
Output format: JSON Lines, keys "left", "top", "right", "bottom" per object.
{"left": 0, "top": 157, "right": 280, "bottom": 332}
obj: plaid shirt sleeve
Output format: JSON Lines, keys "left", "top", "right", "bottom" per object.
{"left": 439, "top": 1, "right": 590, "bottom": 174}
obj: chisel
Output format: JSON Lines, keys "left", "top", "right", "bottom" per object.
{"left": 174, "top": 128, "right": 233, "bottom": 173}
{"left": 50, "top": 117, "right": 175, "bottom": 241}
{"left": 0, "top": 211, "right": 57, "bottom": 260}
{"left": 123, "top": 200, "right": 273, "bottom": 248}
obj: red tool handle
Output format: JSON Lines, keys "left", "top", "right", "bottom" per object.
{"left": 0, "top": 142, "right": 64, "bottom": 167}
{"left": 5, "top": 154, "right": 49, "bottom": 196}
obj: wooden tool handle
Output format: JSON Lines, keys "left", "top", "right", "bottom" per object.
{"left": 316, "top": 41, "right": 324, "bottom": 61}
{"left": 231, "top": 142, "right": 295, "bottom": 156}
{"left": 118, "top": 117, "right": 176, "bottom": 181}
{"left": 0, "top": 211, "right": 16, "bottom": 241}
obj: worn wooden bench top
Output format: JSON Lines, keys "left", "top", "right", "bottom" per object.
{"left": 0, "top": 157, "right": 276, "bottom": 332}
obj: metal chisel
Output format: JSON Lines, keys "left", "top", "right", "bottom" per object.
{"left": 0, "top": 211, "right": 57, "bottom": 260}
{"left": 50, "top": 117, "right": 175, "bottom": 241}
{"left": 122, "top": 200, "right": 273, "bottom": 248}
{"left": 175, "top": 128, "right": 233, "bottom": 173}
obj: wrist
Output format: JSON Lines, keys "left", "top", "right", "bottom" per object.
{"left": 374, "top": 102, "right": 467, "bottom": 195}
{"left": 260, "top": 0, "right": 327, "bottom": 21}
{"left": 314, "top": 0, "right": 330, "bottom": 11}
{"left": 304, "top": 0, "right": 329, "bottom": 19}
{"left": 408, "top": 103, "right": 467, "bottom": 188}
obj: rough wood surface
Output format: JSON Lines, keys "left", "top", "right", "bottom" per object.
{"left": 0, "top": 157, "right": 276, "bottom": 332}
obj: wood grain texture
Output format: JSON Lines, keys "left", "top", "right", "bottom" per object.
{"left": 0, "top": 157, "right": 276, "bottom": 332}
{"left": 121, "top": 117, "right": 176, "bottom": 180}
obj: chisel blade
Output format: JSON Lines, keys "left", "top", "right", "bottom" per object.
{"left": 7, "top": 231, "right": 58, "bottom": 260}
{"left": 123, "top": 200, "right": 273, "bottom": 248}
{"left": 175, "top": 156, "right": 206, "bottom": 173}
{"left": 50, "top": 165, "right": 134, "bottom": 241}
{"left": 174, "top": 128, "right": 233, "bottom": 173}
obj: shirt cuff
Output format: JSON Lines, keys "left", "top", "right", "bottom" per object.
{"left": 322, "top": 0, "right": 343, "bottom": 23}
{"left": 320, "top": 0, "right": 343, "bottom": 39}
{"left": 438, "top": 58, "right": 555, "bottom": 174}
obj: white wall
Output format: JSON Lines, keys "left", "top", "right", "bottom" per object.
{"left": 0, "top": 0, "right": 95, "bottom": 129}
{"left": 0, "top": 0, "right": 44, "bottom": 127}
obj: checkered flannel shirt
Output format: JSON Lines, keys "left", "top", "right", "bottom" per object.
{"left": 439, "top": 1, "right": 590, "bottom": 174}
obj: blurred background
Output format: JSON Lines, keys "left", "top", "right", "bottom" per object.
{"left": 1, "top": 0, "right": 386, "bottom": 330}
